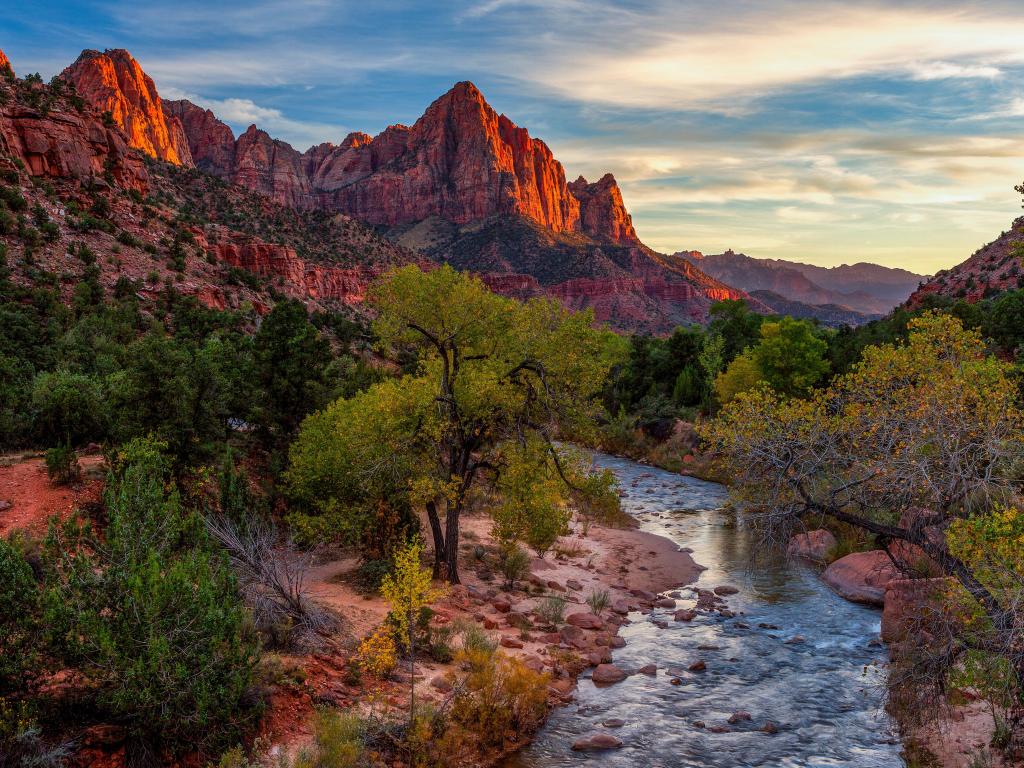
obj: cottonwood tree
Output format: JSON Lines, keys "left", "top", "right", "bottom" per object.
{"left": 704, "top": 313, "right": 1024, "bottom": 746}
{"left": 287, "top": 265, "right": 624, "bottom": 582}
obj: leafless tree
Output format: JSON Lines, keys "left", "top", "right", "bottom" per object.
{"left": 204, "top": 514, "right": 339, "bottom": 649}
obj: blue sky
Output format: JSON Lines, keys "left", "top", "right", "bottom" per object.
{"left": 4, "top": 0, "right": 1024, "bottom": 273}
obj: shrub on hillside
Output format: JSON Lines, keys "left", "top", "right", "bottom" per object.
{"left": 0, "top": 536, "right": 42, "bottom": 696}
{"left": 44, "top": 438, "right": 260, "bottom": 758}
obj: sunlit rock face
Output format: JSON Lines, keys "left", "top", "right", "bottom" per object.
{"left": 167, "top": 78, "right": 638, "bottom": 245}
{"left": 53, "top": 48, "right": 757, "bottom": 332}
{"left": 569, "top": 173, "right": 638, "bottom": 244}
{"left": 0, "top": 49, "right": 13, "bottom": 76}
{"left": 61, "top": 48, "right": 193, "bottom": 166}
{"left": 0, "top": 82, "right": 148, "bottom": 194}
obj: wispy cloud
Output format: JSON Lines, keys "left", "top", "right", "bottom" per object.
{"left": 162, "top": 87, "right": 349, "bottom": 149}
{"left": 483, "top": 3, "right": 1024, "bottom": 111}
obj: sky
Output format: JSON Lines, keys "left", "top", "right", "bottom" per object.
{"left": 3, "top": 0, "right": 1024, "bottom": 274}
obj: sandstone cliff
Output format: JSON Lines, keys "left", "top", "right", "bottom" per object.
{"left": 0, "top": 49, "right": 12, "bottom": 77}
{"left": 42, "top": 49, "right": 761, "bottom": 331}
{"left": 61, "top": 49, "right": 192, "bottom": 166}
{"left": 162, "top": 98, "right": 235, "bottom": 175}
{"left": 0, "top": 71, "right": 147, "bottom": 192}
{"left": 164, "top": 79, "right": 638, "bottom": 245}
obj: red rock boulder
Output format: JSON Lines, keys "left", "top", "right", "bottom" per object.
{"left": 787, "top": 530, "right": 837, "bottom": 563}
{"left": 822, "top": 550, "right": 901, "bottom": 606}
{"left": 881, "top": 577, "right": 955, "bottom": 643}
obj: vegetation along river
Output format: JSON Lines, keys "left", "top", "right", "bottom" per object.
{"left": 505, "top": 452, "right": 904, "bottom": 768}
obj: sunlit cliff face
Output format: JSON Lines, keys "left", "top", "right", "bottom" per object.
{"left": 61, "top": 48, "right": 193, "bottom": 166}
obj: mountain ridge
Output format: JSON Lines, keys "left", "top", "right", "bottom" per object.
{"left": 52, "top": 46, "right": 758, "bottom": 331}
{"left": 906, "top": 217, "right": 1024, "bottom": 307}
{"left": 681, "top": 249, "right": 925, "bottom": 316}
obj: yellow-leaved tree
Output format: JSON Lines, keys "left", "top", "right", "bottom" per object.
{"left": 286, "top": 265, "right": 625, "bottom": 582}
{"left": 380, "top": 540, "right": 446, "bottom": 732}
{"left": 703, "top": 312, "right": 1024, "bottom": 749}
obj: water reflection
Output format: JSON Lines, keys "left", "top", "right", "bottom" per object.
{"left": 503, "top": 453, "right": 903, "bottom": 768}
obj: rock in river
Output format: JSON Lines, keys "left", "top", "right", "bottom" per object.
{"left": 572, "top": 733, "right": 623, "bottom": 751}
{"left": 592, "top": 664, "right": 627, "bottom": 685}
{"left": 822, "top": 550, "right": 900, "bottom": 606}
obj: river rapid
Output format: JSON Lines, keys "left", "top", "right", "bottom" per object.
{"left": 504, "top": 452, "right": 905, "bottom": 768}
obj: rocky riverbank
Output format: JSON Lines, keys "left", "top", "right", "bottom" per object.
{"left": 260, "top": 506, "right": 720, "bottom": 765}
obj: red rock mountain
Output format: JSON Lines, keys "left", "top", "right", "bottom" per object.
{"left": 0, "top": 49, "right": 12, "bottom": 76}
{"left": 164, "top": 82, "right": 639, "bottom": 244}
{"left": 907, "top": 217, "right": 1023, "bottom": 307}
{"left": 0, "top": 63, "right": 147, "bottom": 193}
{"left": 12, "top": 47, "right": 759, "bottom": 331}
{"left": 61, "top": 49, "right": 192, "bottom": 166}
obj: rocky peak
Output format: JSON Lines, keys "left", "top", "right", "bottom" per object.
{"left": 158, "top": 72, "right": 642, "bottom": 244}
{"left": 61, "top": 48, "right": 193, "bottom": 166}
{"left": 569, "top": 173, "right": 639, "bottom": 244}
{"left": 341, "top": 132, "right": 372, "bottom": 149}
{"left": 162, "top": 98, "right": 235, "bottom": 176}
{"left": 0, "top": 49, "right": 12, "bottom": 77}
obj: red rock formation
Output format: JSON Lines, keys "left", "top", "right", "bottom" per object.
{"left": 168, "top": 77, "right": 639, "bottom": 245}
{"left": 0, "top": 86, "right": 147, "bottom": 193}
{"left": 881, "top": 577, "right": 955, "bottom": 643}
{"left": 206, "top": 230, "right": 388, "bottom": 303}
{"left": 229, "top": 125, "right": 312, "bottom": 208}
{"left": 45, "top": 50, "right": 762, "bottom": 331}
{"left": 162, "top": 99, "right": 235, "bottom": 175}
{"left": 308, "top": 83, "right": 582, "bottom": 233}
{"left": 569, "top": 174, "right": 637, "bottom": 243}
{"left": 0, "top": 49, "right": 12, "bottom": 77}
{"left": 822, "top": 550, "right": 901, "bottom": 606}
{"left": 61, "top": 49, "right": 192, "bottom": 166}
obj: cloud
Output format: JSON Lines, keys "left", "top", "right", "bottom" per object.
{"left": 161, "top": 87, "right": 348, "bottom": 149}
{"left": 474, "top": 2, "right": 1024, "bottom": 111}
{"left": 909, "top": 61, "right": 1002, "bottom": 80}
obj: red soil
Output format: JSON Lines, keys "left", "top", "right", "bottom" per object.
{"left": 0, "top": 453, "right": 105, "bottom": 537}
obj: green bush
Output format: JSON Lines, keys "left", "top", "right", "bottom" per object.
{"left": 289, "top": 709, "right": 365, "bottom": 768}
{"left": 0, "top": 537, "right": 41, "bottom": 695}
{"left": 44, "top": 438, "right": 260, "bottom": 756}
{"left": 31, "top": 369, "right": 107, "bottom": 445}
{"left": 498, "top": 544, "right": 531, "bottom": 591}
{"left": 672, "top": 364, "right": 702, "bottom": 406}
{"left": 586, "top": 588, "right": 610, "bottom": 616}
{"left": 44, "top": 444, "right": 80, "bottom": 485}
{"left": 535, "top": 596, "right": 567, "bottom": 628}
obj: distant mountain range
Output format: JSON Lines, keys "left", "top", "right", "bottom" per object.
{"left": 679, "top": 250, "right": 926, "bottom": 319}
{"left": 1, "top": 46, "right": 935, "bottom": 332}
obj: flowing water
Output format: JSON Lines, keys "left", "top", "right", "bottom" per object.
{"left": 504, "top": 452, "right": 904, "bottom": 768}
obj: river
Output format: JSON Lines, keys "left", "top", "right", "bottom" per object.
{"left": 504, "top": 452, "right": 905, "bottom": 768}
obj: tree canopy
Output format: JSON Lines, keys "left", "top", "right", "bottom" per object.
{"left": 287, "top": 265, "right": 625, "bottom": 582}
{"left": 704, "top": 313, "right": 1024, "bottom": 715}
{"left": 714, "top": 315, "right": 829, "bottom": 403}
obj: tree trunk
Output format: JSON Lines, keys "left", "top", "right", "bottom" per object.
{"left": 425, "top": 501, "right": 447, "bottom": 581}
{"left": 445, "top": 502, "right": 461, "bottom": 584}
